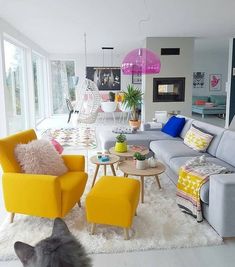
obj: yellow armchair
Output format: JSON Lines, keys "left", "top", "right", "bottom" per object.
{"left": 0, "top": 129, "right": 88, "bottom": 222}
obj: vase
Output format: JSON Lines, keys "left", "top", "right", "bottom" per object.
{"left": 114, "top": 142, "right": 127, "bottom": 153}
{"left": 147, "top": 157, "right": 158, "bottom": 168}
{"left": 136, "top": 159, "right": 147, "bottom": 170}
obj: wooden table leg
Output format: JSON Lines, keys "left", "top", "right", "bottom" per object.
{"left": 155, "top": 175, "right": 161, "bottom": 189}
{"left": 91, "top": 165, "right": 100, "bottom": 187}
{"left": 104, "top": 164, "right": 107, "bottom": 176}
{"left": 140, "top": 176, "right": 144, "bottom": 203}
{"left": 91, "top": 223, "right": 96, "bottom": 235}
{"left": 110, "top": 164, "right": 116, "bottom": 176}
{"left": 124, "top": 228, "right": 130, "bottom": 240}
{"left": 116, "top": 161, "right": 120, "bottom": 170}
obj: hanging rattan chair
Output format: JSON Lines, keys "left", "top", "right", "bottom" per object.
{"left": 75, "top": 79, "right": 101, "bottom": 124}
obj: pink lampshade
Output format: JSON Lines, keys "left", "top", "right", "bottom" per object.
{"left": 121, "top": 48, "right": 161, "bottom": 75}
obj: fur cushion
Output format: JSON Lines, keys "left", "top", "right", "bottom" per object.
{"left": 15, "top": 139, "right": 68, "bottom": 176}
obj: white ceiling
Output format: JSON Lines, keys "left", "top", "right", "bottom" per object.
{"left": 0, "top": 0, "right": 234, "bottom": 54}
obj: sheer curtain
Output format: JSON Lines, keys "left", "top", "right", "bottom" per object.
{"left": 51, "top": 60, "right": 75, "bottom": 114}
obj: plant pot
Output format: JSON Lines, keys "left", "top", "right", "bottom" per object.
{"left": 129, "top": 120, "right": 141, "bottom": 130}
{"left": 114, "top": 141, "right": 127, "bottom": 153}
{"left": 136, "top": 159, "right": 147, "bottom": 170}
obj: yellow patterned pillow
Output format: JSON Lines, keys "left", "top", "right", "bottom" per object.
{"left": 184, "top": 125, "right": 214, "bottom": 152}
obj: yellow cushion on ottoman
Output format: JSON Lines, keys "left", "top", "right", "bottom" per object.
{"left": 86, "top": 176, "right": 140, "bottom": 228}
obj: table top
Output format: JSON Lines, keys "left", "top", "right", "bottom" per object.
{"left": 119, "top": 160, "right": 166, "bottom": 176}
{"left": 90, "top": 154, "right": 120, "bottom": 165}
{"left": 109, "top": 145, "right": 149, "bottom": 158}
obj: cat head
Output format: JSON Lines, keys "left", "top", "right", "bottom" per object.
{"left": 14, "top": 218, "right": 91, "bottom": 267}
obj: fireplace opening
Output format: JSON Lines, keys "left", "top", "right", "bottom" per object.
{"left": 153, "top": 77, "right": 185, "bottom": 102}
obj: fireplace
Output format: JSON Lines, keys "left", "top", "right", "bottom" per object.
{"left": 153, "top": 77, "right": 185, "bottom": 102}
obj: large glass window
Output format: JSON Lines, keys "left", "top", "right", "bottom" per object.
{"left": 32, "top": 53, "right": 44, "bottom": 122}
{"left": 4, "top": 40, "right": 26, "bottom": 134}
{"left": 51, "top": 60, "right": 75, "bottom": 114}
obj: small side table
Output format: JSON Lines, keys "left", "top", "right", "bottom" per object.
{"left": 119, "top": 160, "right": 166, "bottom": 203}
{"left": 109, "top": 146, "right": 149, "bottom": 169}
{"left": 90, "top": 155, "right": 120, "bottom": 187}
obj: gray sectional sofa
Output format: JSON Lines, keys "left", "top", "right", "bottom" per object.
{"left": 98, "top": 117, "right": 235, "bottom": 237}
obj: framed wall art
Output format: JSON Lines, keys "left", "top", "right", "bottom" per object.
{"left": 86, "top": 67, "right": 121, "bottom": 90}
{"left": 209, "top": 74, "right": 221, "bottom": 91}
{"left": 193, "top": 72, "right": 205, "bottom": 88}
{"left": 132, "top": 73, "right": 142, "bottom": 84}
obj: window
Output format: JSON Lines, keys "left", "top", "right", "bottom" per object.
{"left": 51, "top": 60, "right": 76, "bottom": 114}
{"left": 4, "top": 40, "right": 27, "bottom": 134}
{"left": 32, "top": 53, "right": 44, "bottom": 123}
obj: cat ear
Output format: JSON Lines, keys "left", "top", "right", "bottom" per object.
{"left": 14, "top": 241, "right": 35, "bottom": 265}
{"left": 52, "top": 218, "right": 71, "bottom": 237}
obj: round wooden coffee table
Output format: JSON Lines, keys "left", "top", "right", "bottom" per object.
{"left": 109, "top": 145, "right": 149, "bottom": 168}
{"left": 119, "top": 160, "right": 166, "bottom": 203}
{"left": 90, "top": 154, "right": 120, "bottom": 187}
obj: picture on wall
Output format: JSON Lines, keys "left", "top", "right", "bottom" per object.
{"left": 132, "top": 73, "right": 142, "bottom": 84}
{"left": 86, "top": 67, "right": 121, "bottom": 90}
{"left": 193, "top": 72, "right": 205, "bottom": 88}
{"left": 209, "top": 74, "right": 222, "bottom": 91}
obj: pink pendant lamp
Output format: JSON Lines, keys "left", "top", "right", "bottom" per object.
{"left": 121, "top": 48, "right": 161, "bottom": 75}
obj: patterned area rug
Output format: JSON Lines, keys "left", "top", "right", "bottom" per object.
{"left": 0, "top": 163, "right": 223, "bottom": 260}
{"left": 43, "top": 127, "right": 97, "bottom": 149}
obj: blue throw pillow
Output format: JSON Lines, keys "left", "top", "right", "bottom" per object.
{"left": 161, "top": 116, "right": 186, "bottom": 137}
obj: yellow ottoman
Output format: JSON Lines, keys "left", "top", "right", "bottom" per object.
{"left": 85, "top": 176, "right": 140, "bottom": 240}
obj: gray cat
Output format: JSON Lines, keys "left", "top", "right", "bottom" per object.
{"left": 14, "top": 218, "right": 92, "bottom": 267}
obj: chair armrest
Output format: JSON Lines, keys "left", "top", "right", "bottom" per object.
{"left": 208, "top": 173, "right": 235, "bottom": 237}
{"left": 2, "top": 173, "right": 61, "bottom": 217}
{"left": 62, "top": 155, "right": 85, "bottom": 172}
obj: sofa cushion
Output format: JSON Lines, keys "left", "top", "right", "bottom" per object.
{"left": 161, "top": 116, "right": 186, "bottom": 137}
{"left": 195, "top": 100, "right": 206, "bottom": 105}
{"left": 192, "top": 96, "right": 209, "bottom": 104}
{"left": 169, "top": 156, "right": 235, "bottom": 204}
{"left": 150, "top": 140, "right": 201, "bottom": 163}
{"left": 192, "top": 120, "right": 225, "bottom": 156}
{"left": 184, "top": 124, "right": 214, "bottom": 152}
{"left": 216, "top": 130, "right": 235, "bottom": 167}
{"left": 169, "top": 156, "right": 235, "bottom": 176}
{"left": 210, "top": 95, "right": 226, "bottom": 106}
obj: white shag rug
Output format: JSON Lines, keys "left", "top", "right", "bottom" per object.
{"left": 0, "top": 164, "right": 223, "bottom": 261}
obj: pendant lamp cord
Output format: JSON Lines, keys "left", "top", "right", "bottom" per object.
{"left": 138, "top": 0, "right": 150, "bottom": 33}
{"left": 84, "top": 32, "right": 87, "bottom": 73}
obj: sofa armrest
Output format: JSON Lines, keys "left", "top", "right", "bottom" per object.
{"left": 142, "top": 122, "right": 163, "bottom": 131}
{"left": 62, "top": 155, "right": 85, "bottom": 172}
{"left": 2, "top": 173, "right": 61, "bottom": 217}
{"left": 208, "top": 173, "right": 235, "bottom": 237}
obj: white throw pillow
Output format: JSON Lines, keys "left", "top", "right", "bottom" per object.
{"left": 15, "top": 139, "right": 68, "bottom": 176}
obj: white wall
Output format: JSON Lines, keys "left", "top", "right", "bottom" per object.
{"left": 142, "top": 37, "right": 194, "bottom": 122}
{"left": 193, "top": 50, "right": 229, "bottom": 96}
{"left": 49, "top": 50, "right": 141, "bottom": 97}
{"left": 0, "top": 18, "right": 48, "bottom": 137}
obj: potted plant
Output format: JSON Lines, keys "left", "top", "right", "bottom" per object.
{"left": 122, "top": 85, "right": 143, "bottom": 129}
{"left": 109, "top": 91, "right": 115, "bottom": 102}
{"left": 133, "top": 152, "right": 147, "bottom": 170}
{"left": 114, "top": 133, "right": 127, "bottom": 152}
